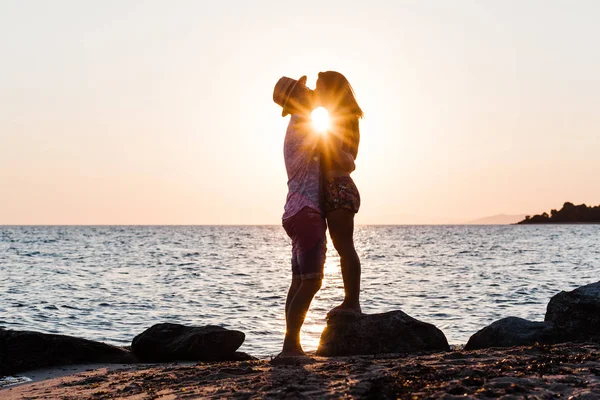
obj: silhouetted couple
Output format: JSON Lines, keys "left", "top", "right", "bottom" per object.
{"left": 272, "top": 71, "right": 363, "bottom": 361}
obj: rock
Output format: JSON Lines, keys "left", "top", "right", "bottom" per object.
{"left": 131, "top": 323, "right": 245, "bottom": 362}
{"left": 545, "top": 281, "right": 600, "bottom": 342}
{"left": 0, "top": 328, "right": 137, "bottom": 376}
{"left": 464, "top": 317, "right": 563, "bottom": 350}
{"left": 316, "top": 310, "right": 450, "bottom": 357}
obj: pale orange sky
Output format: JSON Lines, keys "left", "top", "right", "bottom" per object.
{"left": 1, "top": 1, "right": 599, "bottom": 225}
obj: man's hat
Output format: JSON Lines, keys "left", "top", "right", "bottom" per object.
{"left": 273, "top": 76, "right": 308, "bottom": 117}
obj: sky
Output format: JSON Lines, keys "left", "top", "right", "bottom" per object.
{"left": 1, "top": 0, "right": 599, "bottom": 225}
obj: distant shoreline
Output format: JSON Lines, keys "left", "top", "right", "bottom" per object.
{"left": 514, "top": 222, "right": 600, "bottom": 225}
{"left": 517, "top": 202, "right": 600, "bottom": 224}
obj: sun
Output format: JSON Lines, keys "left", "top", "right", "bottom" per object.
{"left": 311, "top": 107, "right": 330, "bottom": 133}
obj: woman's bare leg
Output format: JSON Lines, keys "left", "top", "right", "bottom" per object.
{"left": 327, "top": 209, "right": 361, "bottom": 314}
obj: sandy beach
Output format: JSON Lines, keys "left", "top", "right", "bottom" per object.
{"left": 2, "top": 342, "right": 599, "bottom": 399}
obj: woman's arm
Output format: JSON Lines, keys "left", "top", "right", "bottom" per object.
{"left": 337, "top": 151, "right": 356, "bottom": 172}
{"left": 327, "top": 131, "right": 356, "bottom": 172}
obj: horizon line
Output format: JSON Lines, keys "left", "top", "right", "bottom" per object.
{"left": 0, "top": 223, "right": 523, "bottom": 227}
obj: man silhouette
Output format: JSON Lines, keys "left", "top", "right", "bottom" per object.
{"left": 272, "top": 76, "right": 326, "bottom": 361}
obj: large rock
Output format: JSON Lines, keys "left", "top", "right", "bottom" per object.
{"left": 0, "top": 328, "right": 137, "bottom": 376}
{"left": 545, "top": 281, "right": 600, "bottom": 342}
{"left": 464, "top": 317, "right": 564, "bottom": 350}
{"left": 131, "top": 323, "right": 246, "bottom": 362}
{"left": 316, "top": 310, "right": 450, "bottom": 357}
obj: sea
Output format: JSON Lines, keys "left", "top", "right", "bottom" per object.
{"left": 1, "top": 225, "right": 598, "bottom": 359}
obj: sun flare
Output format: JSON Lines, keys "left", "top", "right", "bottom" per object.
{"left": 311, "top": 107, "right": 330, "bottom": 133}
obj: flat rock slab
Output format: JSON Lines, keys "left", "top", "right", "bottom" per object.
{"left": 0, "top": 328, "right": 137, "bottom": 376}
{"left": 545, "top": 280, "right": 600, "bottom": 342}
{"left": 316, "top": 310, "right": 450, "bottom": 356}
{"left": 464, "top": 317, "right": 564, "bottom": 350}
{"left": 131, "top": 323, "right": 246, "bottom": 362}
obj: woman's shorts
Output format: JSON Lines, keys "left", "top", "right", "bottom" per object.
{"left": 324, "top": 176, "right": 360, "bottom": 214}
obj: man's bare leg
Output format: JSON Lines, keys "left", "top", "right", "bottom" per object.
{"left": 285, "top": 279, "right": 301, "bottom": 319}
{"left": 280, "top": 278, "right": 322, "bottom": 356}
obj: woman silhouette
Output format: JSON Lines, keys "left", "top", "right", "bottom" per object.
{"left": 315, "top": 71, "right": 364, "bottom": 317}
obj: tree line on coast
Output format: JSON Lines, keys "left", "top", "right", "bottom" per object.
{"left": 518, "top": 202, "right": 600, "bottom": 224}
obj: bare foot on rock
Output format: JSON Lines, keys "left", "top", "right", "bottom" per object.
{"left": 326, "top": 304, "right": 362, "bottom": 320}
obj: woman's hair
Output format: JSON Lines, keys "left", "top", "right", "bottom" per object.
{"left": 317, "top": 71, "right": 363, "bottom": 159}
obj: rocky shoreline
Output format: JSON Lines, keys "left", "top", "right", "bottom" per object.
{"left": 2, "top": 342, "right": 600, "bottom": 399}
{"left": 1, "top": 281, "right": 599, "bottom": 397}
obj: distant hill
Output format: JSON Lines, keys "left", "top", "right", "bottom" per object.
{"left": 466, "top": 214, "right": 526, "bottom": 225}
{"left": 518, "top": 202, "right": 600, "bottom": 224}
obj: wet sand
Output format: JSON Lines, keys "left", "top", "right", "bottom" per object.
{"left": 2, "top": 342, "right": 599, "bottom": 399}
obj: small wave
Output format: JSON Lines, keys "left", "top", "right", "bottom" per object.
{"left": 0, "top": 375, "right": 32, "bottom": 388}
{"left": 262, "top": 295, "right": 283, "bottom": 300}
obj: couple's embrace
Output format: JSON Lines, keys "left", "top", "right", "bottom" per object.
{"left": 272, "top": 71, "right": 364, "bottom": 360}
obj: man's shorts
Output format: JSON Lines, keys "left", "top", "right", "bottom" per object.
{"left": 282, "top": 206, "right": 327, "bottom": 280}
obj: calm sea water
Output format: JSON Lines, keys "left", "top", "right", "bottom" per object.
{"left": 1, "top": 225, "right": 598, "bottom": 358}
